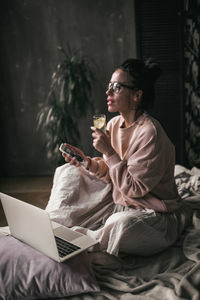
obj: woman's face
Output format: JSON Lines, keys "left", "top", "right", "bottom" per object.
{"left": 106, "top": 69, "right": 136, "bottom": 114}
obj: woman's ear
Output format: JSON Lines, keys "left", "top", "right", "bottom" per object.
{"left": 133, "top": 89, "right": 143, "bottom": 104}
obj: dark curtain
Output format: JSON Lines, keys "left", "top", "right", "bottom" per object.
{"left": 184, "top": 0, "right": 200, "bottom": 167}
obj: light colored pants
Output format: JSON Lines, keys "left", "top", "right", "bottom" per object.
{"left": 73, "top": 204, "right": 191, "bottom": 256}
{"left": 46, "top": 164, "right": 191, "bottom": 256}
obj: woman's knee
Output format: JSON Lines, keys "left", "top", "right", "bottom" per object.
{"left": 104, "top": 211, "right": 138, "bottom": 229}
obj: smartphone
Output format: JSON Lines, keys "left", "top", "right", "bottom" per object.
{"left": 59, "top": 143, "right": 84, "bottom": 162}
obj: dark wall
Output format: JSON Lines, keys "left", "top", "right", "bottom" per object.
{"left": 0, "top": 0, "right": 185, "bottom": 177}
{"left": 0, "top": 0, "right": 136, "bottom": 176}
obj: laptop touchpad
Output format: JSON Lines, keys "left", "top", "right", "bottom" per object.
{"left": 54, "top": 226, "right": 82, "bottom": 241}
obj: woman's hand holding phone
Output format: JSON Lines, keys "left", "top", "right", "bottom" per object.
{"left": 59, "top": 143, "right": 89, "bottom": 167}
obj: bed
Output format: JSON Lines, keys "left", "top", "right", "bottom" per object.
{"left": 0, "top": 164, "right": 200, "bottom": 300}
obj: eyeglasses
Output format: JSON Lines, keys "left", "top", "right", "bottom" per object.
{"left": 107, "top": 81, "right": 135, "bottom": 94}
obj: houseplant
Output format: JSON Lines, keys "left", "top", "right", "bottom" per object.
{"left": 37, "top": 46, "right": 94, "bottom": 166}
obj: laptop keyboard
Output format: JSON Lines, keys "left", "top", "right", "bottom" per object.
{"left": 55, "top": 236, "right": 81, "bottom": 257}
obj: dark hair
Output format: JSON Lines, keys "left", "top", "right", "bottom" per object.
{"left": 117, "top": 58, "right": 161, "bottom": 110}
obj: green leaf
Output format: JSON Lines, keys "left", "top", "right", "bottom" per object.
{"left": 37, "top": 45, "right": 95, "bottom": 165}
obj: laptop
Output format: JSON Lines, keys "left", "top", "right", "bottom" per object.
{"left": 0, "top": 192, "right": 98, "bottom": 262}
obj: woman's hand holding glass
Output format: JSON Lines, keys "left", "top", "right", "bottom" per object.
{"left": 91, "top": 127, "right": 115, "bottom": 158}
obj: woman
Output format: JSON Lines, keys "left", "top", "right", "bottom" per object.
{"left": 47, "top": 58, "right": 190, "bottom": 256}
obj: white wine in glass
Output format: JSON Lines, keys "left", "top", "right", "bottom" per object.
{"left": 93, "top": 114, "right": 106, "bottom": 131}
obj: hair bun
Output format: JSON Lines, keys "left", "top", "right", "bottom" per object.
{"left": 145, "top": 58, "right": 161, "bottom": 82}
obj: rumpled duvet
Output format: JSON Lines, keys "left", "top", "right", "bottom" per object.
{"left": 1, "top": 164, "right": 200, "bottom": 300}
{"left": 66, "top": 165, "right": 200, "bottom": 300}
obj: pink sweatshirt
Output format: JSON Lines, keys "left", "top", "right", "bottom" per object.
{"left": 87, "top": 113, "right": 181, "bottom": 212}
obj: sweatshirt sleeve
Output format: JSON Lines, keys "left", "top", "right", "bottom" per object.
{"left": 105, "top": 126, "right": 172, "bottom": 199}
{"left": 85, "top": 156, "right": 111, "bottom": 183}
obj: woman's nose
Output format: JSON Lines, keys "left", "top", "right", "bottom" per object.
{"left": 106, "top": 87, "right": 112, "bottom": 96}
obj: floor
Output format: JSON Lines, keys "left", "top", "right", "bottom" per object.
{"left": 0, "top": 176, "right": 53, "bottom": 227}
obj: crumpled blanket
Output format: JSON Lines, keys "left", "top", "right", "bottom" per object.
{"left": 175, "top": 164, "right": 200, "bottom": 201}
{"left": 63, "top": 211, "right": 200, "bottom": 300}
{"left": 63, "top": 165, "right": 200, "bottom": 300}
{"left": 45, "top": 164, "right": 113, "bottom": 230}
{"left": 1, "top": 164, "right": 199, "bottom": 300}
